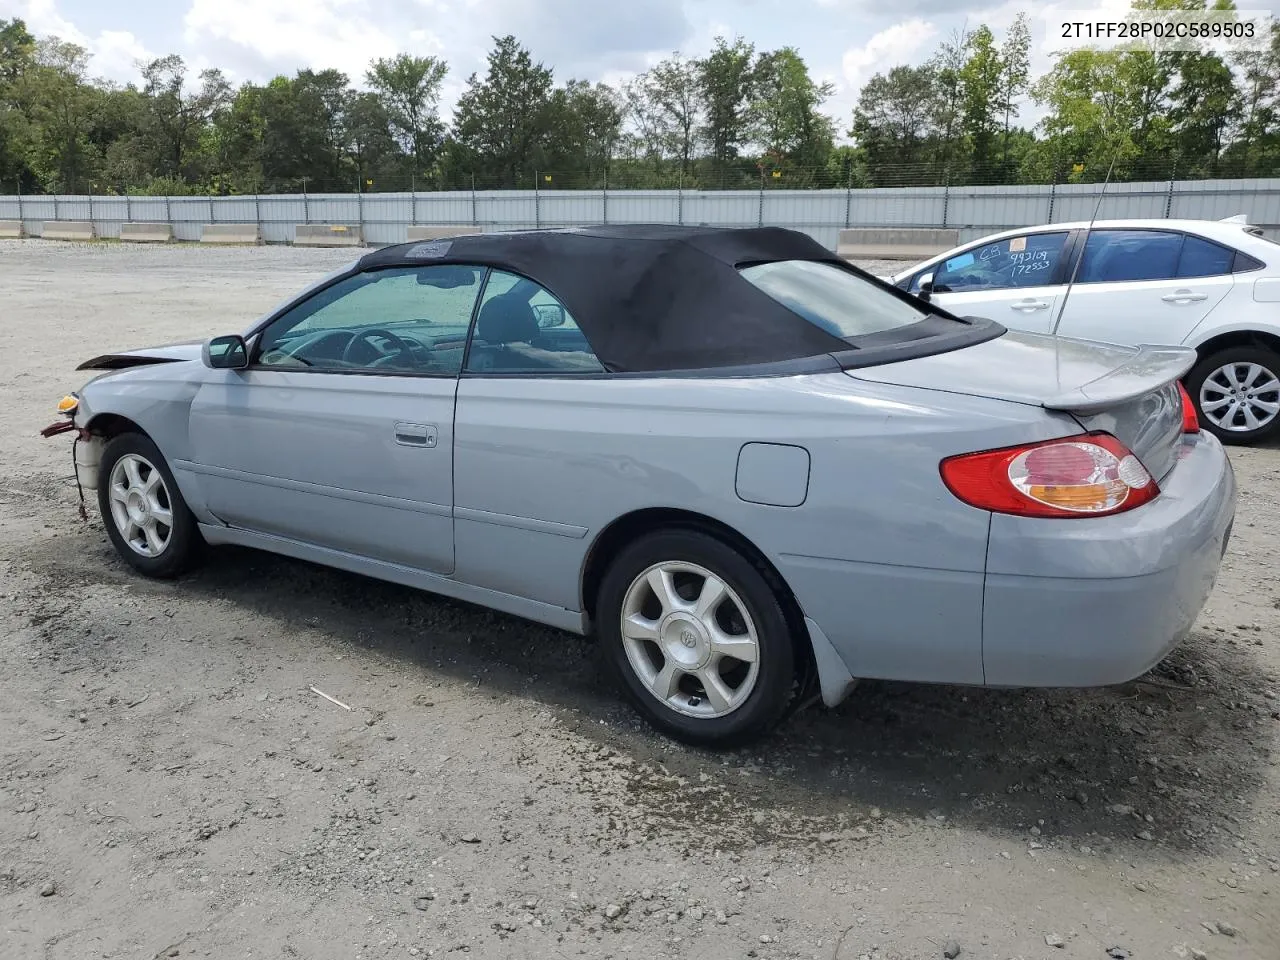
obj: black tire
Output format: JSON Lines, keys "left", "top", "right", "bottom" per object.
{"left": 97, "top": 432, "right": 203, "bottom": 578}
{"left": 596, "top": 528, "right": 797, "bottom": 747}
{"left": 1185, "top": 345, "right": 1280, "bottom": 446}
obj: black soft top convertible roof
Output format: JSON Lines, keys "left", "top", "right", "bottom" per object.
{"left": 357, "top": 225, "right": 861, "bottom": 372}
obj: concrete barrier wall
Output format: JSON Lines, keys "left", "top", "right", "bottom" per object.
{"left": 0, "top": 220, "right": 22, "bottom": 239}
{"left": 200, "top": 223, "right": 262, "bottom": 244}
{"left": 295, "top": 224, "right": 365, "bottom": 247}
{"left": 41, "top": 221, "right": 95, "bottom": 241}
{"left": 120, "top": 222, "right": 173, "bottom": 243}
{"left": 836, "top": 227, "right": 962, "bottom": 261}
{"left": 406, "top": 225, "right": 482, "bottom": 241}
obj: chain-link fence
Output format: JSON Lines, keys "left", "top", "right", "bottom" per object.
{"left": 17, "top": 156, "right": 1280, "bottom": 198}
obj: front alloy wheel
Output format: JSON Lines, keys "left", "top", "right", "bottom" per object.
{"left": 598, "top": 529, "right": 797, "bottom": 746}
{"left": 107, "top": 453, "right": 174, "bottom": 558}
{"left": 97, "top": 432, "right": 202, "bottom": 578}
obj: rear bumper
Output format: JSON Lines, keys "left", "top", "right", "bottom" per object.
{"left": 981, "top": 430, "right": 1236, "bottom": 686}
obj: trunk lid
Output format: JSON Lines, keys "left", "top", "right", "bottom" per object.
{"left": 848, "top": 329, "right": 1194, "bottom": 481}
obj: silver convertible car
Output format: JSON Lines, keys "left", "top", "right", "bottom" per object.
{"left": 42, "top": 225, "right": 1236, "bottom": 746}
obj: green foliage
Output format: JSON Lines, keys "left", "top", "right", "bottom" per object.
{"left": 0, "top": 2, "right": 1275, "bottom": 196}
{"left": 624, "top": 52, "right": 702, "bottom": 177}
{"left": 446, "top": 35, "right": 556, "bottom": 188}
{"left": 750, "top": 47, "right": 835, "bottom": 177}
{"left": 851, "top": 65, "right": 939, "bottom": 172}
{"left": 699, "top": 35, "right": 755, "bottom": 178}
{"left": 365, "top": 54, "right": 448, "bottom": 173}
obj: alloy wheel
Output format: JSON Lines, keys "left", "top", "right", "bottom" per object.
{"left": 1199, "top": 361, "right": 1280, "bottom": 434}
{"left": 619, "top": 561, "right": 760, "bottom": 719}
{"left": 107, "top": 453, "right": 174, "bottom": 558}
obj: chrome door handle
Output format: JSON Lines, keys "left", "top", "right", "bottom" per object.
{"left": 394, "top": 421, "right": 437, "bottom": 447}
{"left": 1162, "top": 290, "right": 1208, "bottom": 303}
{"left": 1011, "top": 299, "right": 1051, "bottom": 311}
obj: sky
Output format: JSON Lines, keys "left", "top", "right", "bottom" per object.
{"left": 4, "top": 0, "right": 1280, "bottom": 141}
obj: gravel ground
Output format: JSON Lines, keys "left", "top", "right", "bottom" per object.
{"left": 1, "top": 239, "right": 1278, "bottom": 960}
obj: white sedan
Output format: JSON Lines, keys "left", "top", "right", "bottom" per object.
{"left": 887, "top": 218, "right": 1280, "bottom": 444}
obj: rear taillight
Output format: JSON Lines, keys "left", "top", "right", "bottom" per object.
{"left": 940, "top": 433, "right": 1159, "bottom": 518}
{"left": 1178, "top": 382, "right": 1200, "bottom": 433}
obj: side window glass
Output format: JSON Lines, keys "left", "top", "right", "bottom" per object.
{"left": 1077, "top": 230, "right": 1181, "bottom": 283}
{"left": 254, "top": 265, "right": 484, "bottom": 374}
{"left": 932, "top": 232, "right": 1067, "bottom": 293}
{"left": 465, "top": 270, "right": 604, "bottom": 374}
{"left": 1233, "top": 250, "right": 1265, "bottom": 273}
{"left": 1177, "top": 236, "right": 1234, "bottom": 278}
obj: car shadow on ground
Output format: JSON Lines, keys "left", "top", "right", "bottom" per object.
{"left": 24, "top": 529, "right": 1279, "bottom": 856}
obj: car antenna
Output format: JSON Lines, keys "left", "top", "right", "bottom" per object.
{"left": 1050, "top": 153, "right": 1118, "bottom": 335}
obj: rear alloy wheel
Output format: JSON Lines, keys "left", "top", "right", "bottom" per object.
{"left": 1186, "top": 346, "right": 1280, "bottom": 445}
{"left": 597, "top": 530, "right": 796, "bottom": 747}
{"left": 98, "top": 433, "right": 202, "bottom": 578}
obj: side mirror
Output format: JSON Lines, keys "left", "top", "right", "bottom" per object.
{"left": 203, "top": 335, "right": 249, "bottom": 369}
{"left": 917, "top": 272, "right": 934, "bottom": 302}
{"left": 534, "top": 304, "right": 566, "bottom": 328}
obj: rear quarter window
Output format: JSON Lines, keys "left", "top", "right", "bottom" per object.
{"left": 1234, "top": 250, "right": 1266, "bottom": 272}
{"left": 1177, "top": 236, "right": 1234, "bottom": 278}
{"left": 739, "top": 260, "right": 932, "bottom": 338}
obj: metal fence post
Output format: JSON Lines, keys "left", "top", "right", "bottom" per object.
{"left": 254, "top": 191, "right": 261, "bottom": 237}
{"left": 471, "top": 174, "right": 477, "bottom": 227}
{"left": 125, "top": 192, "right": 132, "bottom": 223}
{"left": 16, "top": 179, "right": 22, "bottom": 226}
{"left": 602, "top": 168, "right": 608, "bottom": 224}
{"left": 534, "top": 170, "right": 541, "bottom": 228}
{"left": 1164, "top": 161, "right": 1178, "bottom": 219}
{"left": 677, "top": 173, "right": 684, "bottom": 225}
{"left": 302, "top": 178, "right": 310, "bottom": 224}
{"left": 1046, "top": 163, "right": 1058, "bottom": 223}
{"left": 357, "top": 175, "right": 364, "bottom": 237}
{"left": 844, "top": 179, "right": 852, "bottom": 228}
{"left": 164, "top": 194, "right": 171, "bottom": 224}
{"left": 87, "top": 187, "right": 93, "bottom": 230}
{"left": 757, "top": 170, "right": 764, "bottom": 227}
{"left": 53, "top": 194, "right": 58, "bottom": 221}
{"left": 941, "top": 174, "right": 951, "bottom": 229}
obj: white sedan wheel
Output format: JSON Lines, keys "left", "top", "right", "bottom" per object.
{"left": 1198, "top": 360, "right": 1280, "bottom": 435}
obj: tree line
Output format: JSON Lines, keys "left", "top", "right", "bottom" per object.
{"left": 859, "top": 4, "right": 1280, "bottom": 187}
{"left": 0, "top": 1, "right": 1277, "bottom": 197}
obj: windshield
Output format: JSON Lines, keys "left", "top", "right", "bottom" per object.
{"left": 739, "top": 260, "right": 931, "bottom": 340}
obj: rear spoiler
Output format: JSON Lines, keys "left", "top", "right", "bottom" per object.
{"left": 1041, "top": 344, "right": 1197, "bottom": 415}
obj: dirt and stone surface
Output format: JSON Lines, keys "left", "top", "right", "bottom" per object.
{"left": 1, "top": 239, "right": 1277, "bottom": 960}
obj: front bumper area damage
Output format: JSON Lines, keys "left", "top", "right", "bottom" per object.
{"left": 39, "top": 392, "right": 101, "bottom": 520}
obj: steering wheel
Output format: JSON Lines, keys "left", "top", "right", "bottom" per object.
{"left": 342, "top": 328, "right": 414, "bottom": 366}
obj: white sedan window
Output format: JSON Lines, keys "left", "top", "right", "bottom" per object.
{"left": 931, "top": 232, "right": 1069, "bottom": 293}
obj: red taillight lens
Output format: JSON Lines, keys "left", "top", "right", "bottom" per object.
{"left": 940, "top": 433, "right": 1159, "bottom": 518}
{"left": 1178, "top": 382, "right": 1200, "bottom": 433}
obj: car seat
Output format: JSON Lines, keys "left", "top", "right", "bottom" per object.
{"left": 472, "top": 292, "right": 558, "bottom": 371}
